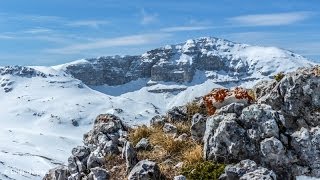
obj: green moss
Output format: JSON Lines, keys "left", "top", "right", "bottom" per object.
{"left": 182, "top": 161, "right": 225, "bottom": 180}
{"left": 274, "top": 72, "right": 285, "bottom": 82}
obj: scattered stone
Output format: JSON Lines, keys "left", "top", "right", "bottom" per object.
{"left": 127, "top": 160, "right": 163, "bottom": 180}
{"left": 174, "top": 175, "right": 187, "bottom": 180}
{"left": 135, "top": 138, "right": 150, "bottom": 151}
{"left": 150, "top": 115, "right": 166, "bottom": 127}
{"left": 162, "top": 123, "right": 177, "bottom": 134}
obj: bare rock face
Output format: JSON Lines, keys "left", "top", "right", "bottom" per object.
{"left": 44, "top": 114, "right": 129, "bottom": 180}
{"left": 127, "top": 160, "right": 163, "bottom": 180}
{"left": 63, "top": 37, "right": 308, "bottom": 86}
{"left": 204, "top": 67, "right": 320, "bottom": 179}
{"left": 261, "top": 67, "right": 320, "bottom": 133}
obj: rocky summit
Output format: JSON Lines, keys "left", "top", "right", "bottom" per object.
{"left": 44, "top": 66, "right": 320, "bottom": 180}
{"left": 56, "top": 37, "right": 313, "bottom": 86}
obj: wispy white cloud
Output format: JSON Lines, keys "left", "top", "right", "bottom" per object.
{"left": 160, "top": 25, "right": 215, "bottom": 32}
{"left": 229, "top": 11, "right": 313, "bottom": 26}
{"left": 141, "top": 9, "right": 158, "bottom": 25}
{"left": 0, "top": 34, "right": 14, "bottom": 39}
{"left": 46, "top": 33, "right": 172, "bottom": 54}
{"left": 67, "top": 20, "right": 109, "bottom": 28}
{"left": 0, "top": 13, "right": 110, "bottom": 29}
{"left": 23, "top": 27, "right": 53, "bottom": 34}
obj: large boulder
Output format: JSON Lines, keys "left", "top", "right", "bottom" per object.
{"left": 203, "top": 104, "right": 293, "bottom": 179}
{"left": 261, "top": 67, "right": 320, "bottom": 132}
{"left": 83, "top": 114, "right": 127, "bottom": 146}
{"left": 127, "top": 160, "right": 163, "bottom": 180}
{"left": 204, "top": 113, "right": 248, "bottom": 162}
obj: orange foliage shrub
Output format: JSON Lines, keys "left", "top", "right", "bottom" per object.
{"left": 203, "top": 87, "right": 254, "bottom": 115}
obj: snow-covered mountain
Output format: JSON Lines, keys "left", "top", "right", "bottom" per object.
{"left": 0, "top": 37, "right": 316, "bottom": 180}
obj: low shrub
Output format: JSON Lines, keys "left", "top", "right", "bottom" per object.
{"left": 182, "top": 161, "right": 226, "bottom": 180}
{"left": 274, "top": 72, "right": 285, "bottom": 82}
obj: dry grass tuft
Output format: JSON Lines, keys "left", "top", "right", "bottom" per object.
{"left": 128, "top": 125, "right": 152, "bottom": 145}
{"left": 182, "top": 144, "right": 203, "bottom": 166}
{"left": 175, "top": 122, "right": 191, "bottom": 135}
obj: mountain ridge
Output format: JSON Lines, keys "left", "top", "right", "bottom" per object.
{"left": 0, "top": 36, "right": 317, "bottom": 180}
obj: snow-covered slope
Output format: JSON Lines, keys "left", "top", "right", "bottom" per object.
{"left": 0, "top": 37, "right": 317, "bottom": 180}
{"left": 0, "top": 66, "right": 223, "bottom": 179}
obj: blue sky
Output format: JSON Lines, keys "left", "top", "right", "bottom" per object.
{"left": 0, "top": 0, "right": 319, "bottom": 66}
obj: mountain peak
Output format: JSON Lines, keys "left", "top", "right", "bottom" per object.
{"left": 55, "top": 36, "right": 314, "bottom": 86}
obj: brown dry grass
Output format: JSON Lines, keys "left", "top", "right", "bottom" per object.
{"left": 128, "top": 123, "right": 201, "bottom": 179}
{"left": 104, "top": 154, "right": 127, "bottom": 180}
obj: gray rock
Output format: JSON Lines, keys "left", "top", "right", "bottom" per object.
{"left": 43, "top": 166, "right": 69, "bottom": 180}
{"left": 261, "top": 67, "right": 320, "bottom": 132}
{"left": 127, "top": 160, "right": 163, "bottom": 180}
{"left": 204, "top": 113, "right": 248, "bottom": 162}
{"left": 240, "top": 104, "right": 281, "bottom": 141}
{"left": 219, "top": 160, "right": 276, "bottom": 180}
{"left": 102, "top": 140, "right": 120, "bottom": 156}
{"left": 71, "top": 146, "right": 90, "bottom": 163}
{"left": 83, "top": 114, "right": 127, "bottom": 146}
{"left": 260, "top": 137, "right": 289, "bottom": 167}
{"left": 88, "top": 167, "right": 110, "bottom": 180}
{"left": 135, "top": 138, "right": 150, "bottom": 151}
{"left": 252, "top": 79, "right": 277, "bottom": 100}
{"left": 68, "top": 156, "right": 86, "bottom": 175}
{"left": 291, "top": 127, "right": 320, "bottom": 177}
{"left": 150, "top": 115, "right": 166, "bottom": 127}
{"left": 190, "top": 113, "right": 206, "bottom": 141}
{"left": 123, "top": 141, "right": 139, "bottom": 173}
{"left": 216, "top": 102, "right": 246, "bottom": 117}
{"left": 174, "top": 175, "right": 186, "bottom": 180}
{"left": 166, "top": 106, "right": 187, "bottom": 123}
{"left": 163, "top": 123, "right": 177, "bottom": 134}
{"left": 87, "top": 151, "right": 105, "bottom": 169}
{"left": 240, "top": 168, "right": 277, "bottom": 180}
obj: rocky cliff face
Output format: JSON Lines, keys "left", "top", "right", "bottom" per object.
{"left": 57, "top": 37, "right": 313, "bottom": 86}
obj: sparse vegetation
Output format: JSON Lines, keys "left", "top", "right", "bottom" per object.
{"left": 274, "top": 72, "right": 285, "bottom": 82}
{"left": 128, "top": 125, "right": 152, "bottom": 144}
{"left": 182, "top": 161, "right": 226, "bottom": 180}
{"left": 126, "top": 117, "right": 226, "bottom": 180}
{"left": 186, "top": 101, "right": 207, "bottom": 120}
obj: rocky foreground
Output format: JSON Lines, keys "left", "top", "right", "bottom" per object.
{"left": 44, "top": 66, "right": 320, "bottom": 180}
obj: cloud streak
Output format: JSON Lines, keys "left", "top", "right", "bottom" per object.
{"left": 160, "top": 25, "right": 215, "bottom": 32}
{"left": 46, "top": 33, "right": 172, "bottom": 54}
{"left": 67, "top": 20, "right": 110, "bottom": 28}
{"left": 229, "top": 12, "right": 313, "bottom": 26}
